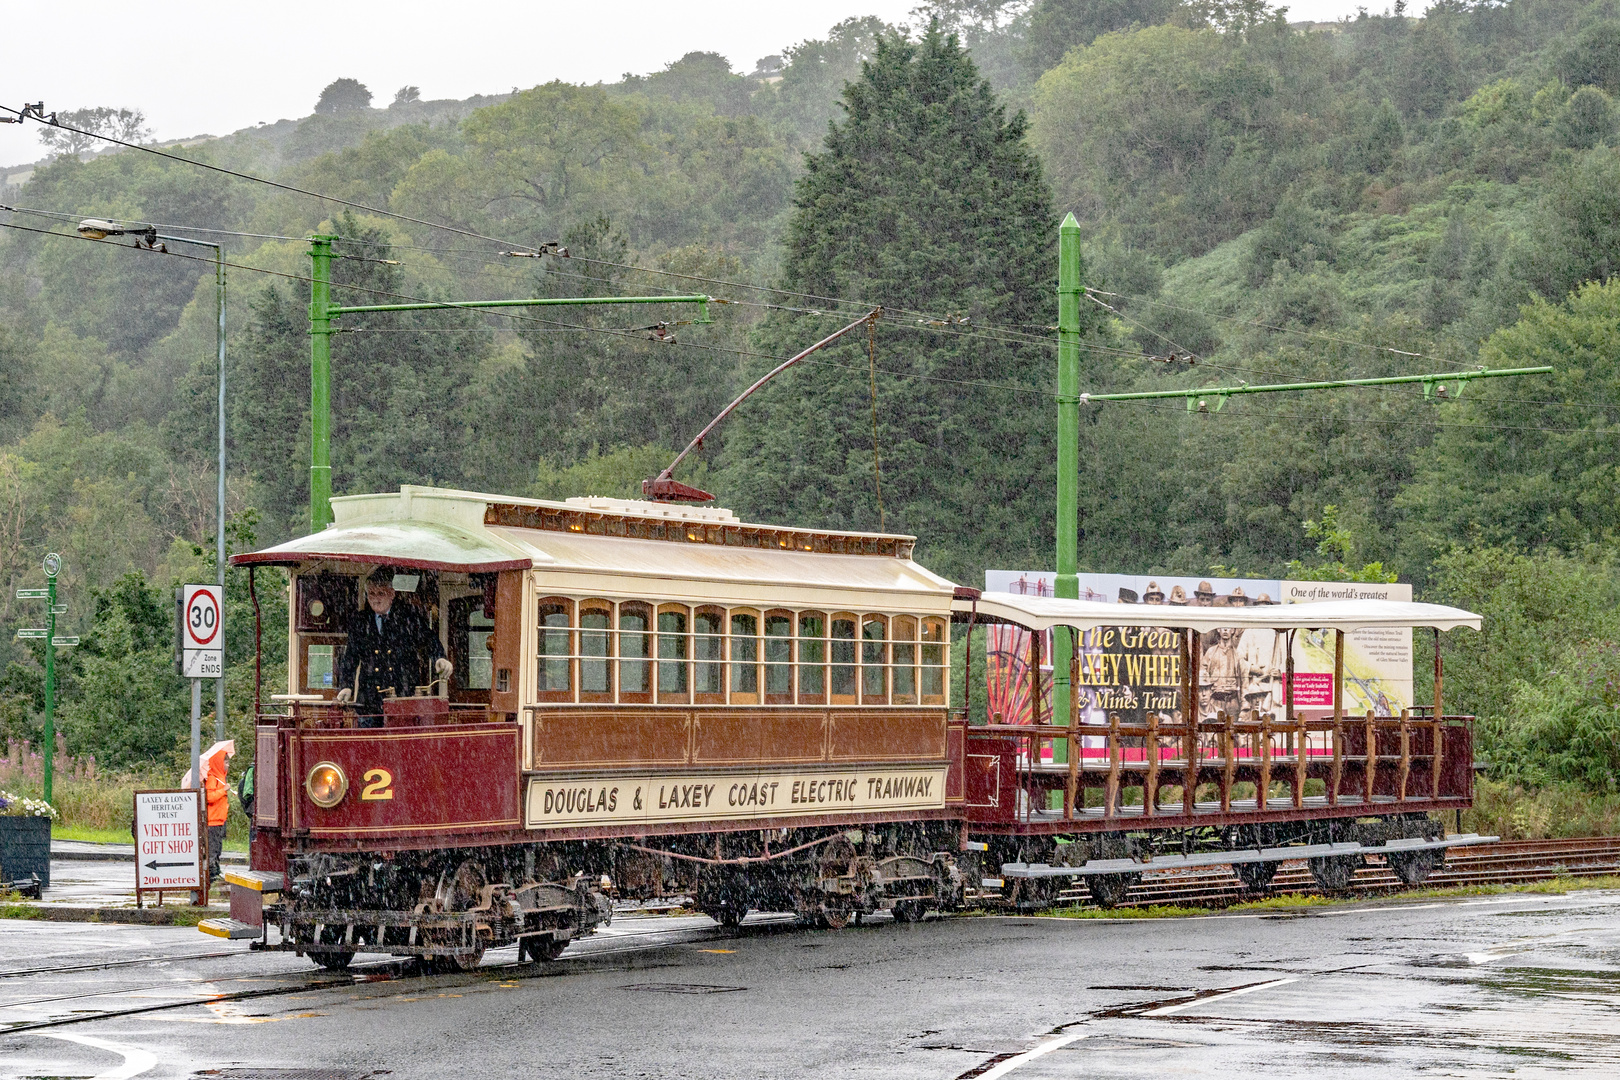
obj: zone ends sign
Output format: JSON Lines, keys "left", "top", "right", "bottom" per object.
{"left": 176, "top": 583, "right": 223, "bottom": 679}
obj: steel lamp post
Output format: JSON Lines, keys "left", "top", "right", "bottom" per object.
{"left": 79, "top": 219, "right": 228, "bottom": 742}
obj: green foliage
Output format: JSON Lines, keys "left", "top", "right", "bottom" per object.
{"left": 1022, "top": 0, "right": 1184, "bottom": 78}
{"left": 314, "top": 78, "right": 373, "bottom": 115}
{"left": 1397, "top": 279, "right": 1620, "bottom": 563}
{"left": 533, "top": 445, "right": 709, "bottom": 502}
{"left": 722, "top": 23, "right": 1074, "bottom": 580}
{"left": 55, "top": 573, "right": 189, "bottom": 770}
{"left": 1424, "top": 544, "right": 1620, "bottom": 791}
{"left": 1557, "top": 19, "right": 1620, "bottom": 94}
{"left": 1282, "top": 504, "right": 1398, "bottom": 583}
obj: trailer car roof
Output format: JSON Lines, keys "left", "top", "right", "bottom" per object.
{"left": 958, "top": 593, "right": 1482, "bottom": 632}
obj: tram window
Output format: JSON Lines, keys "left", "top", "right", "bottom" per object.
{"left": 730, "top": 610, "right": 759, "bottom": 704}
{"left": 797, "top": 612, "right": 827, "bottom": 704}
{"left": 305, "top": 643, "right": 335, "bottom": 692}
{"left": 536, "top": 599, "right": 573, "bottom": 701}
{"left": 831, "top": 615, "right": 858, "bottom": 704}
{"left": 619, "top": 602, "right": 652, "bottom": 703}
{"left": 892, "top": 615, "right": 918, "bottom": 705}
{"left": 658, "top": 605, "right": 690, "bottom": 702}
{"left": 862, "top": 616, "right": 889, "bottom": 704}
{"left": 466, "top": 605, "right": 494, "bottom": 690}
{"left": 579, "top": 602, "right": 613, "bottom": 702}
{"left": 764, "top": 611, "right": 793, "bottom": 704}
{"left": 693, "top": 607, "right": 725, "bottom": 704}
{"left": 921, "top": 617, "right": 947, "bottom": 705}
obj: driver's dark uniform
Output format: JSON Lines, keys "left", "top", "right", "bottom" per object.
{"left": 336, "top": 602, "right": 444, "bottom": 728}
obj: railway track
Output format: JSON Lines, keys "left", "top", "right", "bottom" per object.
{"left": 1020, "top": 837, "right": 1620, "bottom": 910}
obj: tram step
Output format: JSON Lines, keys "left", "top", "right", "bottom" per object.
{"left": 222, "top": 869, "right": 284, "bottom": 893}
{"left": 198, "top": 917, "right": 261, "bottom": 940}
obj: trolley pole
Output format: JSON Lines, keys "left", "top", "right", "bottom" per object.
{"left": 1053, "top": 214, "right": 1083, "bottom": 737}
{"left": 309, "top": 236, "right": 335, "bottom": 533}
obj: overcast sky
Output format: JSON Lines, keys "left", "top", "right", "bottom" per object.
{"left": 3, "top": 0, "right": 1393, "bottom": 170}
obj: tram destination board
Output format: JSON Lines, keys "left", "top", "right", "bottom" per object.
{"left": 134, "top": 789, "right": 204, "bottom": 897}
{"left": 176, "top": 583, "right": 223, "bottom": 678}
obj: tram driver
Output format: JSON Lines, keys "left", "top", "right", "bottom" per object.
{"left": 334, "top": 567, "right": 452, "bottom": 727}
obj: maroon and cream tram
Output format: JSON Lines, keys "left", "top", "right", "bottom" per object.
{"left": 211, "top": 485, "right": 1488, "bottom": 968}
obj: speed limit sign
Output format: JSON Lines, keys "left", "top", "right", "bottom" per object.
{"left": 177, "top": 584, "right": 223, "bottom": 678}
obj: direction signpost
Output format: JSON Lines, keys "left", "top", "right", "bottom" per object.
{"left": 177, "top": 584, "right": 224, "bottom": 814}
{"left": 14, "top": 553, "right": 77, "bottom": 804}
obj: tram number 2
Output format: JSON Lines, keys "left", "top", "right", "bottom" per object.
{"left": 360, "top": 769, "right": 394, "bottom": 801}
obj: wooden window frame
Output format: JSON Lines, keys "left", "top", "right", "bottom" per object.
{"left": 535, "top": 597, "right": 575, "bottom": 703}
{"left": 861, "top": 614, "right": 889, "bottom": 705}
{"left": 830, "top": 612, "right": 859, "bottom": 706}
{"left": 618, "top": 601, "right": 654, "bottom": 705}
{"left": 577, "top": 599, "right": 614, "bottom": 703}
{"left": 891, "top": 615, "right": 919, "bottom": 705}
{"left": 797, "top": 611, "right": 828, "bottom": 706}
{"left": 657, "top": 603, "right": 691, "bottom": 704}
{"left": 921, "top": 616, "right": 948, "bottom": 705}
{"left": 693, "top": 605, "right": 727, "bottom": 705}
{"left": 729, "top": 607, "right": 761, "bottom": 705}
{"left": 763, "top": 608, "right": 795, "bottom": 705}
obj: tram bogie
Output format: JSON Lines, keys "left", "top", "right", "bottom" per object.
{"left": 223, "top": 486, "right": 1487, "bottom": 961}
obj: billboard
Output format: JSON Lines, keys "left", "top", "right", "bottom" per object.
{"left": 983, "top": 571, "right": 1414, "bottom": 735}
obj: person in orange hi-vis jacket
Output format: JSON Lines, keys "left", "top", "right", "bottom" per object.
{"left": 205, "top": 751, "right": 229, "bottom": 880}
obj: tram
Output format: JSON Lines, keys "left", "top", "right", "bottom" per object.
{"left": 211, "top": 485, "right": 1487, "bottom": 968}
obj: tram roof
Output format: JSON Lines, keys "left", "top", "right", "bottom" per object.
{"left": 231, "top": 487, "right": 954, "bottom": 600}
{"left": 956, "top": 593, "right": 1482, "bottom": 633}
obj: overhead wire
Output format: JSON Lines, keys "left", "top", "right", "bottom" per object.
{"left": 0, "top": 217, "right": 1057, "bottom": 399}
{"left": 0, "top": 102, "right": 531, "bottom": 251}
{"left": 1085, "top": 287, "right": 1478, "bottom": 370}
{"left": 2, "top": 219, "right": 1599, "bottom": 436}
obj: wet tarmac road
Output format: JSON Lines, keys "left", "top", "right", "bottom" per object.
{"left": 4, "top": 889, "right": 1618, "bottom": 1079}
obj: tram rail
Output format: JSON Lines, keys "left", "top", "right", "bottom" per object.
{"left": 972, "top": 837, "right": 1620, "bottom": 910}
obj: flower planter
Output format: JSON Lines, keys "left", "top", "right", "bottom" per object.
{"left": 0, "top": 815, "right": 51, "bottom": 888}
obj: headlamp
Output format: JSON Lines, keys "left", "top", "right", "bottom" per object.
{"left": 306, "top": 761, "right": 348, "bottom": 808}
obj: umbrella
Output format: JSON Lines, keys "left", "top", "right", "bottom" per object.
{"left": 180, "top": 739, "right": 236, "bottom": 789}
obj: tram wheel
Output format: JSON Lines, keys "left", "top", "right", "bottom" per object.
{"left": 312, "top": 951, "right": 354, "bottom": 972}
{"left": 891, "top": 900, "right": 928, "bottom": 923}
{"left": 817, "top": 903, "right": 853, "bottom": 930}
{"left": 1085, "top": 873, "right": 1140, "bottom": 910}
{"left": 520, "top": 935, "right": 567, "bottom": 962}
{"left": 1387, "top": 849, "right": 1438, "bottom": 886}
{"left": 1233, "top": 861, "right": 1278, "bottom": 893}
{"left": 1308, "top": 855, "right": 1361, "bottom": 893}
{"left": 701, "top": 903, "right": 748, "bottom": 928}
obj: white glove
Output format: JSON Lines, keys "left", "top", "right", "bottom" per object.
{"left": 435, "top": 657, "right": 453, "bottom": 679}
{"left": 334, "top": 687, "right": 353, "bottom": 704}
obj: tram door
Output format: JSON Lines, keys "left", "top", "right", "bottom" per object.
{"left": 448, "top": 595, "right": 495, "bottom": 706}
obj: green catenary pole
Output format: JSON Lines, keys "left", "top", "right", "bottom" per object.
{"left": 1053, "top": 214, "right": 1083, "bottom": 743}
{"left": 309, "top": 236, "right": 335, "bottom": 533}
{"left": 42, "top": 568, "right": 55, "bottom": 804}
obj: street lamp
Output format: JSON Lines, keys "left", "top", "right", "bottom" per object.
{"left": 79, "top": 218, "right": 228, "bottom": 742}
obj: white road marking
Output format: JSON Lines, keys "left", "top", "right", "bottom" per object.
{"left": 974, "top": 1030, "right": 1090, "bottom": 1078}
{"left": 1140, "top": 977, "right": 1299, "bottom": 1016}
{"left": 37, "top": 1032, "right": 158, "bottom": 1079}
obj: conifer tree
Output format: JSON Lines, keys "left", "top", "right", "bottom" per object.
{"left": 718, "top": 22, "right": 1084, "bottom": 581}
